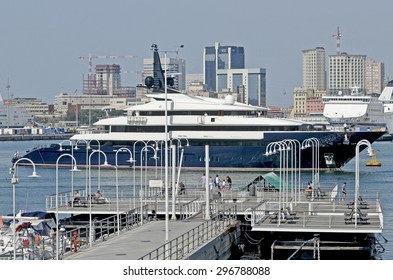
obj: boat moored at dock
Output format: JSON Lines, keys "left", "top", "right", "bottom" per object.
{"left": 16, "top": 45, "right": 386, "bottom": 170}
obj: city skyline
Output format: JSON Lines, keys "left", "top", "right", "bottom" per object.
{"left": 0, "top": 0, "right": 392, "bottom": 107}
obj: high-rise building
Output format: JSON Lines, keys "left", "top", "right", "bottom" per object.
{"left": 328, "top": 53, "right": 366, "bottom": 95}
{"left": 302, "top": 47, "right": 326, "bottom": 91}
{"left": 292, "top": 48, "right": 327, "bottom": 118}
{"left": 95, "top": 64, "right": 122, "bottom": 95}
{"left": 82, "top": 64, "right": 135, "bottom": 97}
{"left": 143, "top": 57, "right": 186, "bottom": 91}
{"left": 216, "top": 68, "right": 266, "bottom": 106}
{"left": 203, "top": 42, "right": 245, "bottom": 92}
{"left": 365, "top": 59, "right": 385, "bottom": 95}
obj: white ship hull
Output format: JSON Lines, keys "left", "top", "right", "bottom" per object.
{"left": 323, "top": 93, "right": 385, "bottom": 128}
{"left": 378, "top": 81, "right": 393, "bottom": 136}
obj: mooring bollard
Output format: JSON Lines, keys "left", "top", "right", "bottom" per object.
{"left": 73, "top": 231, "right": 78, "bottom": 252}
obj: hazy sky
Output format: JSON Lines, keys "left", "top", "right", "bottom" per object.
{"left": 0, "top": 0, "right": 392, "bottom": 107}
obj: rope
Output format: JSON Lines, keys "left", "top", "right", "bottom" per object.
{"left": 243, "top": 231, "right": 265, "bottom": 245}
{"left": 313, "top": 239, "right": 317, "bottom": 259}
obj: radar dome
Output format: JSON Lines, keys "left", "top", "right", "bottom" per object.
{"left": 145, "top": 76, "right": 154, "bottom": 88}
{"left": 224, "top": 95, "right": 235, "bottom": 105}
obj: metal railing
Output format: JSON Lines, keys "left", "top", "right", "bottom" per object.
{"left": 249, "top": 197, "right": 383, "bottom": 230}
{"left": 179, "top": 198, "right": 202, "bottom": 220}
{"left": 57, "top": 205, "right": 149, "bottom": 259}
{"left": 0, "top": 234, "right": 56, "bottom": 260}
{"left": 139, "top": 205, "right": 238, "bottom": 260}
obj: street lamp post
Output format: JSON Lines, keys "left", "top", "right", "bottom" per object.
{"left": 171, "top": 144, "right": 176, "bottom": 220}
{"left": 74, "top": 139, "right": 90, "bottom": 196}
{"left": 265, "top": 141, "right": 288, "bottom": 224}
{"left": 162, "top": 44, "right": 184, "bottom": 243}
{"left": 115, "top": 147, "right": 134, "bottom": 235}
{"left": 86, "top": 139, "right": 102, "bottom": 190}
{"left": 301, "top": 137, "right": 320, "bottom": 199}
{"left": 171, "top": 137, "right": 190, "bottom": 166}
{"left": 355, "top": 139, "right": 373, "bottom": 226}
{"left": 133, "top": 140, "right": 147, "bottom": 209}
{"left": 88, "top": 149, "right": 110, "bottom": 247}
{"left": 169, "top": 137, "right": 189, "bottom": 220}
{"left": 139, "top": 145, "right": 158, "bottom": 225}
{"left": 10, "top": 158, "right": 40, "bottom": 260}
{"left": 55, "top": 153, "right": 78, "bottom": 260}
{"left": 283, "top": 139, "right": 301, "bottom": 204}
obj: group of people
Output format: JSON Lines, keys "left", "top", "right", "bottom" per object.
{"left": 200, "top": 173, "right": 232, "bottom": 192}
{"left": 73, "top": 189, "right": 103, "bottom": 202}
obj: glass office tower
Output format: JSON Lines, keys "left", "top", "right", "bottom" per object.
{"left": 203, "top": 42, "right": 245, "bottom": 92}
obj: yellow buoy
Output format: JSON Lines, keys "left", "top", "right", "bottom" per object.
{"left": 366, "top": 150, "right": 381, "bottom": 167}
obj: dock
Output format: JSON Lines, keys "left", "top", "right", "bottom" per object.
{"left": 43, "top": 179, "right": 384, "bottom": 260}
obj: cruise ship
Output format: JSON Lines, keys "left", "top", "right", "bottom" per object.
{"left": 322, "top": 87, "right": 385, "bottom": 128}
{"left": 378, "top": 81, "right": 393, "bottom": 137}
{"left": 16, "top": 45, "right": 386, "bottom": 170}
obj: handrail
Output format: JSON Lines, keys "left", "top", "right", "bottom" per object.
{"left": 139, "top": 205, "right": 238, "bottom": 260}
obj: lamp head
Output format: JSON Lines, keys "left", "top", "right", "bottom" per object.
{"left": 367, "top": 148, "right": 373, "bottom": 157}
{"left": 29, "top": 171, "right": 41, "bottom": 178}
{"left": 71, "top": 166, "right": 80, "bottom": 172}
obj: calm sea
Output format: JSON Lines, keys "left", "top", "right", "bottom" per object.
{"left": 0, "top": 139, "right": 392, "bottom": 259}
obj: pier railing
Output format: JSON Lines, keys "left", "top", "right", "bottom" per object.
{"left": 57, "top": 205, "right": 149, "bottom": 259}
{"left": 0, "top": 234, "right": 55, "bottom": 260}
{"left": 138, "top": 205, "right": 238, "bottom": 260}
{"left": 248, "top": 194, "right": 384, "bottom": 231}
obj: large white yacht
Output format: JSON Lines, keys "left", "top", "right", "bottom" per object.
{"left": 17, "top": 45, "right": 386, "bottom": 170}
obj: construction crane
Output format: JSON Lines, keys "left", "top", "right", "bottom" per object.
{"left": 331, "top": 26, "right": 342, "bottom": 54}
{"left": 79, "top": 53, "right": 137, "bottom": 94}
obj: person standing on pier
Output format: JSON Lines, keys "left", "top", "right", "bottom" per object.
{"left": 73, "top": 191, "right": 80, "bottom": 204}
{"left": 215, "top": 175, "right": 221, "bottom": 191}
{"left": 341, "top": 182, "right": 347, "bottom": 204}
{"left": 226, "top": 176, "right": 232, "bottom": 191}
{"left": 200, "top": 173, "right": 206, "bottom": 190}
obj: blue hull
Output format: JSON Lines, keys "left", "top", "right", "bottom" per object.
{"left": 15, "top": 130, "right": 384, "bottom": 170}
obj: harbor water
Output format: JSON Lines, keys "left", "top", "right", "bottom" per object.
{"left": 0, "top": 139, "right": 392, "bottom": 259}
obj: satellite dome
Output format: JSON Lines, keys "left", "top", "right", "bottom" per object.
{"left": 145, "top": 76, "right": 154, "bottom": 88}
{"left": 224, "top": 95, "right": 235, "bottom": 105}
